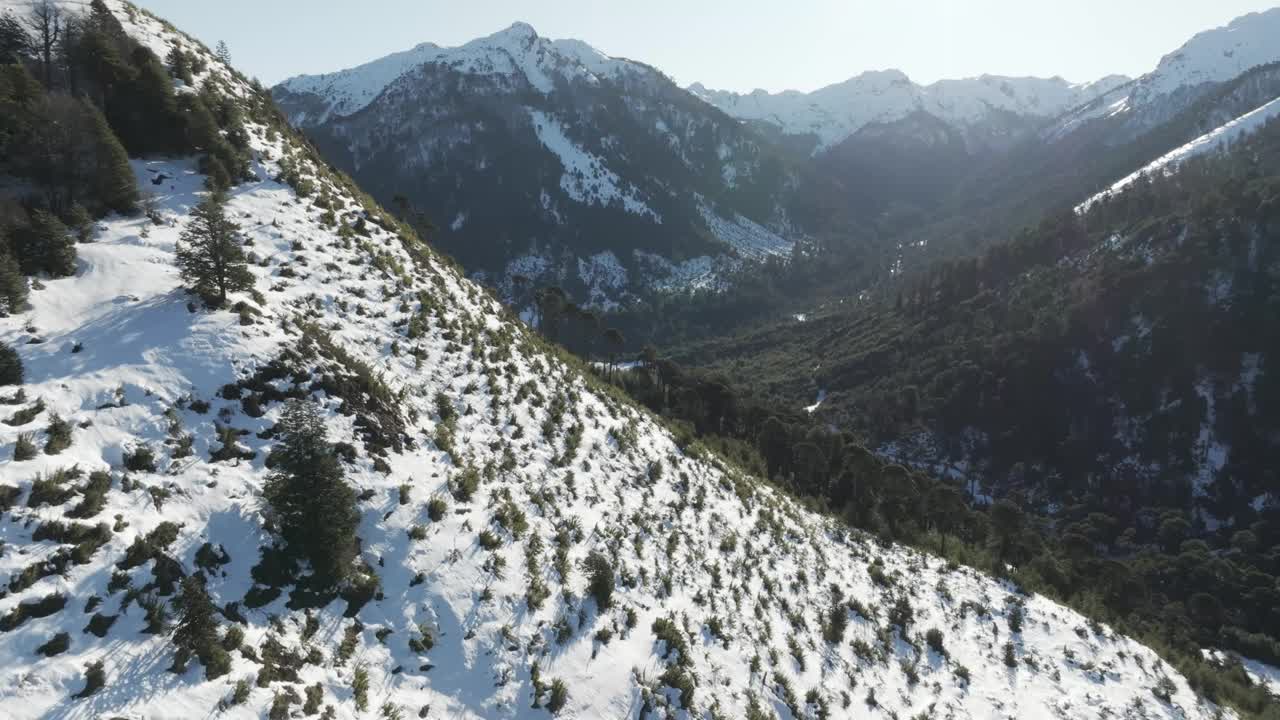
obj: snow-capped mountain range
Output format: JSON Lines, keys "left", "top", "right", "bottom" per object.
{"left": 690, "top": 73, "right": 1130, "bottom": 151}
{"left": 274, "top": 23, "right": 801, "bottom": 309}
{"left": 1049, "top": 7, "right": 1280, "bottom": 140}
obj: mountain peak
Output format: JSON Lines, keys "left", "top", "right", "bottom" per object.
{"left": 487, "top": 21, "right": 539, "bottom": 43}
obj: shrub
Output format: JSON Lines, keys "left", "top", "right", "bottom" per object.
{"left": 546, "top": 678, "right": 568, "bottom": 714}
{"left": 75, "top": 660, "right": 106, "bottom": 698}
{"left": 1003, "top": 641, "right": 1017, "bottom": 667}
{"left": 352, "top": 665, "right": 370, "bottom": 711}
{"left": 478, "top": 530, "right": 501, "bottom": 551}
{"left": 427, "top": 497, "right": 447, "bottom": 521}
{"left": 925, "top": 627, "right": 945, "bottom": 655}
{"left": 37, "top": 632, "right": 70, "bottom": 656}
{"left": 44, "top": 414, "right": 73, "bottom": 454}
{"left": 124, "top": 445, "right": 157, "bottom": 472}
{"left": 69, "top": 470, "right": 111, "bottom": 518}
{"left": 12, "top": 432, "right": 36, "bottom": 460}
{"left": 450, "top": 466, "right": 480, "bottom": 502}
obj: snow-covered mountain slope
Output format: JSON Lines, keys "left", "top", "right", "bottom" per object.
{"left": 690, "top": 72, "right": 1129, "bottom": 151}
{"left": 274, "top": 25, "right": 802, "bottom": 308}
{"left": 1078, "top": 94, "right": 1280, "bottom": 211}
{"left": 0, "top": 3, "right": 1249, "bottom": 720}
{"left": 1049, "top": 8, "right": 1280, "bottom": 140}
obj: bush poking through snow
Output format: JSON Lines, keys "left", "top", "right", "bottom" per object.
{"left": 43, "top": 414, "right": 72, "bottom": 454}
{"left": 546, "top": 679, "right": 569, "bottom": 714}
{"left": 74, "top": 660, "right": 106, "bottom": 699}
{"left": 585, "top": 551, "right": 615, "bottom": 610}
{"left": 12, "top": 431, "right": 36, "bottom": 461}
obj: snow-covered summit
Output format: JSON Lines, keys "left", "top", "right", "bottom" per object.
{"left": 276, "top": 22, "right": 641, "bottom": 124}
{"left": 1049, "top": 8, "right": 1280, "bottom": 138}
{"left": 690, "top": 71, "right": 1129, "bottom": 150}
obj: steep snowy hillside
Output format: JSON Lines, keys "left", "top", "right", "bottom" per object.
{"left": 1050, "top": 8, "right": 1280, "bottom": 140}
{"left": 1078, "top": 94, "right": 1280, "bottom": 211}
{"left": 690, "top": 72, "right": 1128, "bottom": 151}
{"left": 274, "top": 25, "right": 801, "bottom": 309}
{"left": 0, "top": 3, "right": 1251, "bottom": 720}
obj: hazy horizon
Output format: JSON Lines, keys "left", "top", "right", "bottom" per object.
{"left": 135, "top": 1, "right": 1280, "bottom": 92}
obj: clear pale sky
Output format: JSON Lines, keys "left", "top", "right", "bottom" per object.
{"left": 135, "top": 0, "right": 1280, "bottom": 91}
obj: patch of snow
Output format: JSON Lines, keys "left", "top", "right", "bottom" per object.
{"left": 530, "top": 110, "right": 660, "bottom": 221}
{"left": 697, "top": 201, "right": 792, "bottom": 260}
{"left": 805, "top": 389, "right": 827, "bottom": 413}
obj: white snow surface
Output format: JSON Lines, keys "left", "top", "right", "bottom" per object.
{"left": 698, "top": 202, "right": 793, "bottom": 260}
{"left": 1078, "top": 94, "right": 1280, "bottom": 212}
{"left": 530, "top": 110, "right": 661, "bottom": 222}
{"left": 278, "top": 23, "right": 638, "bottom": 123}
{"left": 0, "top": 3, "right": 1248, "bottom": 719}
{"left": 690, "top": 72, "right": 1128, "bottom": 150}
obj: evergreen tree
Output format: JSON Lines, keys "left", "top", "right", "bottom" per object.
{"left": 264, "top": 400, "right": 359, "bottom": 587}
{"left": 86, "top": 101, "right": 137, "bottom": 214}
{"left": 215, "top": 40, "right": 230, "bottom": 66}
{"left": 165, "top": 46, "right": 192, "bottom": 85}
{"left": 0, "top": 247, "right": 28, "bottom": 314}
{"left": 175, "top": 192, "right": 252, "bottom": 306}
{"left": 172, "top": 574, "right": 230, "bottom": 679}
{"left": 19, "top": 210, "right": 75, "bottom": 277}
{"left": 0, "top": 340, "right": 21, "bottom": 385}
{"left": 0, "top": 11, "right": 29, "bottom": 63}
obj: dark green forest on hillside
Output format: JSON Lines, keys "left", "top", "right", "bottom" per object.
{"left": 561, "top": 116, "right": 1280, "bottom": 717}
{"left": 0, "top": 0, "right": 256, "bottom": 315}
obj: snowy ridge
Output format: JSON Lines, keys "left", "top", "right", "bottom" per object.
{"left": 1050, "top": 8, "right": 1280, "bottom": 138}
{"left": 272, "top": 42, "right": 445, "bottom": 124}
{"left": 277, "top": 23, "right": 640, "bottom": 125}
{"left": 690, "top": 72, "right": 1128, "bottom": 150}
{"left": 1077, "top": 94, "right": 1280, "bottom": 212}
{"left": 0, "top": 3, "right": 1250, "bottom": 719}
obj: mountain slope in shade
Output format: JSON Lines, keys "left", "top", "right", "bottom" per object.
{"left": 690, "top": 72, "right": 1129, "bottom": 151}
{"left": 274, "top": 25, "right": 801, "bottom": 308}
{"left": 0, "top": 2, "right": 1252, "bottom": 719}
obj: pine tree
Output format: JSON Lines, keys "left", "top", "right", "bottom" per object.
{"left": 264, "top": 400, "right": 359, "bottom": 587}
{"left": 172, "top": 574, "right": 230, "bottom": 678}
{"left": 20, "top": 210, "right": 75, "bottom": 277}
{"left": 0, "top": 247, "right": 28, "bottom": 314}
{"left": 175, "top": 192, "right": 253, "bottom": 306}
{"left": 0, "top": 11, "right": 29, "bottom": 63}
{"left": 165, "top": 46, "right": 192, "bottom": 85}
{"left": 0, "top": 340, "right": 21, "bottom": 385}
{"left": 215, "top": 40, "right": 230, "bottom": 66}
{"left": 86, "top": 102, "right": 137, "bottom": 215}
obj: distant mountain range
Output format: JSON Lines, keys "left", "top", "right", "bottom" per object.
{"left": 274, "top": 8, "right": 1280, "bottom": 311}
